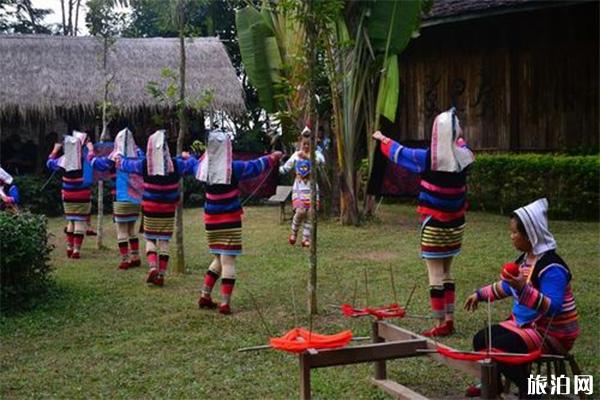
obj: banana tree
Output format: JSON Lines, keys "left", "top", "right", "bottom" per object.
{"left": 235, "top": 2, "right": 308, "bottom": 144}
{"left": 322, "top": 0, "right": 425, "bottom": 223}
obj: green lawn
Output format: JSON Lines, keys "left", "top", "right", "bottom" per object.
{"left": 1, "top": 204, "right": 598, "bottom": 399}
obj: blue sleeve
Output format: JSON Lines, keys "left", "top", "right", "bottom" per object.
{"left": 175, "top": 157, "right": 199, "bottom": 176}
{"left": 8, "top": 185, "right": 20, "bottom": 204}
{"left": 90, "top": 156, "right": 115, "bottom": 172}
{"left": 120, "top": 158, "right": 144, "bottom": 175}
{"left": 380, "top": 139, "right": 427, "bottom": 173}
{"left": 538, "top": 266, "right": 569, "bottom": 316}
{"left": 46, "top": 158, "right": 61, "bottom": 172}
{"left": 136, "top": 149, "right": 145, "bottom": 158}
{"left": 234, "top": 156, "right": 273, "bottom": 181}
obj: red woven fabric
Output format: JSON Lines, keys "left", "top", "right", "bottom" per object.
{"left": 269, "top": 328, "right": 353, "bottom": 353}
{"left": 436, "top": 346, "right": 542, "bottom": 365}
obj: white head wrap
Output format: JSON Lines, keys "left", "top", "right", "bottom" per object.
{"left": 430, "top": 109, "right": 474, "bottom": 172}
{"left": 514, "top": 198, "right": 557, "bottom": 256}
{"left": 109, "top": 128, "right": 137, "bottom": 160}
{"left": 146, "top": 130, "right": 174, "bottom": 176}
{"left": 58, "top": 131, "right": 87, "bottom": 172}
{"left": 196, "top": 129, "right": 232, "bottom": 185}
{"left": 0, "top": 166, "right": 13, "bottom": 185}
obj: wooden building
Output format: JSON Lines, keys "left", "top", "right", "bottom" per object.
{"left": 392, "top": 0, "right": 598, "bottom": 152}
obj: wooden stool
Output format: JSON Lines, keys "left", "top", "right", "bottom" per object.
{"left": 503, "top": 353, "right": 585, "bottom": 399}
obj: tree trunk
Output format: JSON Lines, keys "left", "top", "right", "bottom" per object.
{"left": 97, "top": 38, "right": 111, "bottom": 250}
{"left": 340, "top": 171, "right": 359, "bottom": 225}
{"left": 305, "top": 1, "right": 318, "bottom": 315}
{"left": 67, "top": 0, "right": 74, "bottom": 35}
{"left": 174, "top": 31, "right": 187, "bottom": 274}
{"left": 60, "top": 0, "right": 67, "bottom": 35}
{"left": 74, "top": 0, "right": 81, "bottom": 36}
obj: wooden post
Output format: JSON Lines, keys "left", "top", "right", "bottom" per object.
{"left": 480, "top": 360, "right": 499, "bottom": 400}
{"left": 299, "top": 353, "right": 311, "bottom": 400}
{"left": 280, "top": 202, "right": 285, "bottom": 224}
{"left": 372, "top": 321, "right": 387, "bottom": 380}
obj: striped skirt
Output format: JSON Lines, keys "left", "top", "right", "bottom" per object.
{"left": 291, "top": 179, "right": 319, "bottom": 210}
{"left": 113, "top": 201, "right": 140, "bottom": 223}
{"left": 420, "top": 216, "right": 465, "bottom": 259}
{"left": 205, "top": 212, "right": 243, "bottom": 256}
{"left": 142, "top": 201, "right": 176, "bottom": 241}
{"left": 63, "top": 201, "right": 91, "bottom": 221}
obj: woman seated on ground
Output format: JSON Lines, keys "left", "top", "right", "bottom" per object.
{"left": 464, "top": 198, "right": 579, "bottom": 398}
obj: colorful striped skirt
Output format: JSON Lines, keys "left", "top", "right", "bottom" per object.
{"left": 420, "top": 216, "right": 465, "bottom": 259}
{"left": 113, "top": 201, "right": 141, "bottom": 224}
{"left": 141, "top": 201, "right": 176, "bottom": 241}
{"left": 62, "top": 188, "right": 91, "bottom": 221}
{"left": 291, "top": 179, "right": 319, "bottom": 210}
{"left": 205, "top": 211, "right": 243, "bottom": 256}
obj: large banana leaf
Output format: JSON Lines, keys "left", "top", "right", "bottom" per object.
{"left": 236, "top": 6, "right": 278, "bottom": 112}
{"left": 366, "top": 0, "right": 421, "bottom": 55}
{"left": 376, "top": 54, "right": 399, "bottom": 122}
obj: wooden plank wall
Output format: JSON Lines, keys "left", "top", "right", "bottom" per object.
{"left": 394, "top": 2, "right": 599, "bottom": 152}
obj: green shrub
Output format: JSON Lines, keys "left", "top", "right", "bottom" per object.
{"left": 0, "top": 212, "right": 54, "bottom": 313}
{"left": 13, "top": 174, "right": 63, "bottom": 217}
{"left": 182, "top": 175, "right": 205, "bottom": 208}
{"left": 469, "top": 154, "right": 599, "bottom": 220}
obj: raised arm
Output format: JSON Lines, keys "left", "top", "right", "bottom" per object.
{"left": 372, "top": 131, "right": 427, "bottom": 174}
{"left": 88, "top": 153, "right": 115, "bottom": 172}
{"left": 118, "top": 158, "right": 144, "bottom": 175}
{"left": 236, "top": 152, "right": 282, "bottom": 181}
{"left": 46, "top": 143, "right": 63, "bottom": 172}
{"left": 174, "top": 155, "right": 199, "bottom": 177}
{"left": 279, "top": 152, "right": 297, "bottom": 175}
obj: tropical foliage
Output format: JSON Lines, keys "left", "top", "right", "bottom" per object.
{"left": 236, "top": 0, "right": 428, "bottom": 224}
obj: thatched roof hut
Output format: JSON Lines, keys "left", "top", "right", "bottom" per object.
{"left": 0, "top": 35, "right": 245, "bottom": 119}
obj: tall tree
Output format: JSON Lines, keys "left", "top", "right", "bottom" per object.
{"left": 86, "top": 0, "right": 126, "bottom": 248}
{"left": 0, "top": 0, "right": 52, "bottom": 34}
{"left": 142, "top": 0, "right": 210, "bottom": 274}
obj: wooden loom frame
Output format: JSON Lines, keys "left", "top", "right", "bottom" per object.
{"left": 297, "top": 321, "right": 500, "bottom": 400}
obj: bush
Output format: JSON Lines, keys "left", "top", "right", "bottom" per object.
{"left": 0, "top": 212, "right": 54, "bottom": 313}
{"left": 469, "top": 154, "right": 599, "bottom": 220}
{"left": 13, "top": 174, "right": 63, "bottom": 217}
{"left": 182, "top": 175, "right": 205, "bottom": 208}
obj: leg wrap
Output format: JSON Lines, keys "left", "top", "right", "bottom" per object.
{"left": 291, "top": 209, "right": 305, "bottom": 235}
{"left": 118, "top": 240, "right": 129, "bottom": 261}
{"left": 158, "top": 253, "right": 169, "bottom": 273}
{"left": 129, "top": 236, "right": 140, "bottom": 257}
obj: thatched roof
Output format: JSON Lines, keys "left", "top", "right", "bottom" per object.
{"left": 0, "top": 35, "right": 245, "bottom": 119}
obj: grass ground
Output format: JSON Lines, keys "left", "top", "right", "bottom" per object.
{"left": 1, "top": 204, "right": 598, "bottom": 399}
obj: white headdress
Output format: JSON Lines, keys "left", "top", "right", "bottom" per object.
{"left": 514, "top": 198, "right": 557, "bottom": 256}
{"left": 109, "top": 128, "right": 137, "bottom": 160}
{"left": 430, "top": 108, "right": 474, "bottom": 172}
{"left": 146, "top": 130, "right": 174, "bottom": 176}
{"left": 58, "top": 131, "right": 87, "bottom": 172}
{"left": 196, "top": 129, "right": 232, "bottom": 185}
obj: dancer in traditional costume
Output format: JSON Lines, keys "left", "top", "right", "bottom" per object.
{"left": 372, "top": 108, "right": 474, "bottom": 336}
{"left": 464, "top": 198, "right": 579, "bottom": 398}
{"left": 88, "top": 128, "right": 144, "bottom": 269}
{"left": 47, "top": 131, "right": 93, "bottom": 259}
{"left": 0, "top": 166, "right": 20, "bottom": 211}
{"left": 197, "top": 130, "right": 282, "bottom": 314}
{"left": 116, "top": 130, "right": 196, "bottom": 286}
{"left": 279, "top": 129, "right": 324, "bottom": 248}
